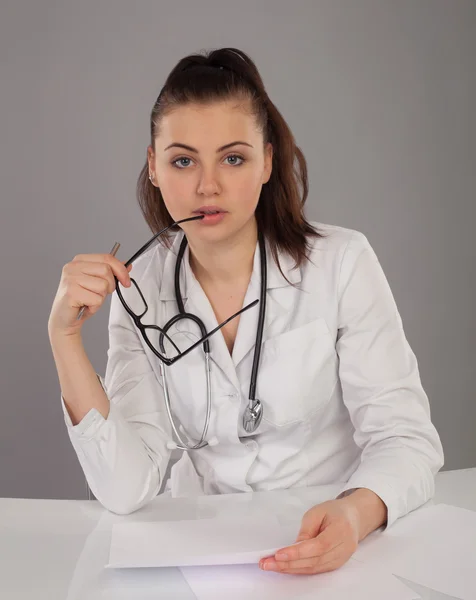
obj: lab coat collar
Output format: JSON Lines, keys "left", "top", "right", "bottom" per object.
{"left": 157, "top": 229, "right": 302, "bottom": 385}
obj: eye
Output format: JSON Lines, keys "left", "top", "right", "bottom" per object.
{"left": 224, "top": 154, "right": 245, "bottom": 166}
{"left": 171, "top": 154, "right": 246, "bottom": 169}
{"left": 172, "top": 157, "right": 193, "bottom": 169}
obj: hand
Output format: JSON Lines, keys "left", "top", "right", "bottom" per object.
{"left": 259, "top": 498, "right": 361, "bottom": 575}
{"left": 48, "top": 252, "right": 132, "bottom": 339}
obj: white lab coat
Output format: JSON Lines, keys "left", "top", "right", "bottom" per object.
{"left": 61, "top": 221, "right": 444, "bottom": 528}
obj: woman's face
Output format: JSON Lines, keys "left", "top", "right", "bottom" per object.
{"left": 148, "top": 99, "right": 273, "bottom": 245}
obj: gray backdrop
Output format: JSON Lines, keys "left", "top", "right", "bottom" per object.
{"left": 1, "top": 0, "right": 474, "bottom": 500}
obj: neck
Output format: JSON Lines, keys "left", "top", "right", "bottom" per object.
{"left": 187, "top": 219, "right": 258, "bottom": 287}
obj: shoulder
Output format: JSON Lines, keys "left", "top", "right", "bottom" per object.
{"left": 305, "top": 220, "right": 376, "bottom": 266}
{"left": 303, "top": 221, "right": 389, "bottom": 304}
{"left": 296, "top": 221, "right": 383, "bottom": 297}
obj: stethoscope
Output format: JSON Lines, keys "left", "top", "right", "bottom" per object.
{"left": 160, "top": 226, "right": 267, "bottom": 451}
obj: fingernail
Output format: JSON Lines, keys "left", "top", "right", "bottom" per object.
{"left": 264, "top": 562, "right": 277, "bottom": 571}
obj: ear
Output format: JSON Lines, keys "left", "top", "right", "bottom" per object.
{"left": 262, "top": 142, "right": 273, "bottom": 184}
{"left": 147, "top": 145, "right": 155, "bottom": 175}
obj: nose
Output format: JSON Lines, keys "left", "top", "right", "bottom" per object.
{"left": 197, "top": 167, "right": 221, "bottom": 196}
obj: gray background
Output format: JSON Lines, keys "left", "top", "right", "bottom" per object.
{"left": 0, "top": 0, "right": 474, "bottom": 500}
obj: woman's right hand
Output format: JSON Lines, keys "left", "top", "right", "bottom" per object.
{"left": 48, "top": 253, "right": 133, "bottom": 339}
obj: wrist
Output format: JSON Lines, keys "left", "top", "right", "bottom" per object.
{"left": 338, "top": 488, "right": 388, "bottom": 541}
{"left": 49, "top": 328, "right": 83, "bottom": 348}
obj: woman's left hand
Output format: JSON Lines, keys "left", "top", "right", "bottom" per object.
{"left": 259, "top": 498, "right": 361, "bottom": 575}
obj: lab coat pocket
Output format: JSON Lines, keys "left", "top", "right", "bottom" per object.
{"left": 259, "top": 317, "right": 338, "bottom": 427}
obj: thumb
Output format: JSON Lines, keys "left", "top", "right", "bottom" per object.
{"left": 295, "top": 505, "right": 326, "bottom": 542}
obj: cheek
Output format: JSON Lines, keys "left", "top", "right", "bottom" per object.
{"left": 233, "top": 170, "right": 263, "bottom": 206}
{"left": 157, "top": 170, "right": 193, "bottom": 215}
{"left": 159, "top": 168, "right": 192, "bottom": 193}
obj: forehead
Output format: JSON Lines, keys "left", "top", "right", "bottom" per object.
{"left": 158, "top": 100, "right": 260, "bottom": 145}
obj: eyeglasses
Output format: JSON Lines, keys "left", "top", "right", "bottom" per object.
{"left": 114, "top": 216, "right": 259, "bottom": 366}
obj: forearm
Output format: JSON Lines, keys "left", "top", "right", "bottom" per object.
{"left": 51, "top": 332, "right": 164, "bottom": 514}
{"left": 338, "top": 487, "right": 388, "bottom": 541}
{"left": 65, "top": 402, "right": 162, "bottom": 514}
{"left": 49, "top": 331, "right": 110, "bottom": 425}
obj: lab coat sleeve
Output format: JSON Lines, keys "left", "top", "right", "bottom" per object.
{"left": 60, "top": 290, "right": 172, "bottom": 515}
{"left": 334, "top": 232, "right": 444, "bottom": 530}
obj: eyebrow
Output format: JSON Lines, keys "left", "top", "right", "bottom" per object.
{"left": 163, "top": 141, "right": 254, "bottom": 153}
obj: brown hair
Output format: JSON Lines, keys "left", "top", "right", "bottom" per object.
{"left": 137, "top": 47, "right": 326, "bottom": 281}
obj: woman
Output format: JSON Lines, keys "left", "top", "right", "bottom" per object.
{"left": 48, "top": 47, "right": 444, "bottom": 576}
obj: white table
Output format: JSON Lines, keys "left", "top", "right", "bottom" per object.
{"left": 1, "top": 468, "right": 475, "bottom": 599}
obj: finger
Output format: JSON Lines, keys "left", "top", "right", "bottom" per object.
{"left": 75, "top": 274, "right": 114, "bottom": 297}
{"left": 69, "top": 262, "right": 117, "bottom": 294}
{"left": 275, "top": 523, "right": 338, "bottom": 562}
{"left": 67, "top": 285, "right": 105, "bottom": 314}
{"left": 72, "top": 254, "right": 131, "bottom": 286}
{"left": 261, "top": 537, "right": 342, "bottom": 572}
{"left": 263, "top": 542, "right": 348, "bottom": 575}
{"left": 274, "top": 541, "right": 345, "bottom": 572}
{"left": 273, "top": 556, "right": 343, "bottom": 575}
{"left": 70, "top": 259, "right": 130, "bottom": 289}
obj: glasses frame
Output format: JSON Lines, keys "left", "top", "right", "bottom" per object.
{"left": 114, "top": 216, "right": 259, "bottom": 366}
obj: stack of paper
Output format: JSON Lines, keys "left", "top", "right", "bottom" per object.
{"left": 107, "top": 503, "right": 476, "bottom": 599}
{"left": 107, "top": 513, "right": 419, "bottom": 599}
{"left": 107, "top": 515, "right": 297, "bottom": 568}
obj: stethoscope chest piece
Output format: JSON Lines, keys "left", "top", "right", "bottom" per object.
{"left": 243, "top": 399, "right": 263, "bottom": 433}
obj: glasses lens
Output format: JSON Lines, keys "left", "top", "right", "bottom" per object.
{"left": 142, "top": 320, "right": 205, "bottom": 362}
{"left": 118, "top": 280, "right": 147, "bottom": 318}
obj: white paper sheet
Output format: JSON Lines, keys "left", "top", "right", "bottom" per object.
{"left": 105, "top": 501, "right": 476, "bottom": 598}
{"left": 352, "top": 503, "right": 476, "bottom": 599}
{"left": 107, "top": 514, "right": 297, "bottom": 569}
{"left": 180, "top": 559, "right": 421, "bottom": 600}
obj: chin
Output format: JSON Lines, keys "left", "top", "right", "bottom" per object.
{"left": 184, "top": 223, "right": 232, "bottom": 242}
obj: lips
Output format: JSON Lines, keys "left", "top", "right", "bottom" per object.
{"left": 192, "top": 208, "right": 228, "bottom": 225}
{"left": 193, "top": 205, "right": 227, "bottom": 215}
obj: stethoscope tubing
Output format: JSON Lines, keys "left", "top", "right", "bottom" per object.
{"left": 158, "top": 226, "right": 267, "bottom": 450}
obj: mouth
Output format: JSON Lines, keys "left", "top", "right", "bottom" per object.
{"left": 192, "top": 206, "right": 228, "bottom": 225}
{"left": 193, "top": 206, "right": 227, "bottom": 215}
